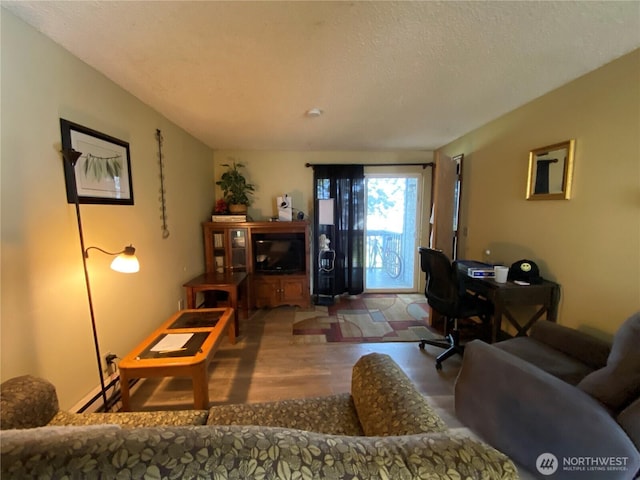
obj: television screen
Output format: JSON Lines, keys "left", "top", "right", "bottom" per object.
{"left": 254, "top": 237, "right": 304, "bottom": 274}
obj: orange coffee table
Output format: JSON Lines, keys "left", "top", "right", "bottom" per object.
{"left": 119, "top": 308, "right": 235, "bottom": 411}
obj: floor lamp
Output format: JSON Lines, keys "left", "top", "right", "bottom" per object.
{"left": 61, "top": 148, "right": 140, "bottom": 412}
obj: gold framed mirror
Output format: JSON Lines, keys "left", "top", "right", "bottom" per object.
{"left": 526, "top": 139, "right": 575, "bottom": 200}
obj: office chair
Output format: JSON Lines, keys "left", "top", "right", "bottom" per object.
{"left": 418, "top": 247, "right": 493, "bottom": 370}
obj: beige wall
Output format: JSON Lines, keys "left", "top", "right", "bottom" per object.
{"left": 438, "top": 49, "right": 640, "bottom": 337}
{"left": 1, "top": 11, "right": 215, "bottom": 408}
{"left": 213, "top": 151, "right": 434, "bottom": 291}
{"left": 213, "top": 150, "right": 433, "bottom": 223}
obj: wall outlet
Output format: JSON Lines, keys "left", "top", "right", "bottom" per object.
{"left": 178, "top": 299, "right": 184, "bottom": 310}
{"left": 104, "top": 353, "right": 117, "bottom": 375}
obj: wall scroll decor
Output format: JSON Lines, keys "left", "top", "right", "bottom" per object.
{"left": 526, "top": 139, "right": 575, "bottom": 200}
{"left": 156, "top": 129, "right": 170, "bottom": 238}
{"left": 60, "top": 119, "right": 134, "bottom": 205}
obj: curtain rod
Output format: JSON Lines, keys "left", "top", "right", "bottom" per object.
{"left": 305, "top": 162, "right": 434, "bottom": 169}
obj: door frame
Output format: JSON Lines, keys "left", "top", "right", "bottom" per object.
{"left": 431, "top": 152, "right": 463, "bottom": 260}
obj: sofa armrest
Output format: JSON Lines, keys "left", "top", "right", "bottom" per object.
{"left": 619, "top": 397, "right": 640, "bottom": 452}
{"left": 351, "top": 353, "right": 447, "bottom": 436}
{"left": 529, "top": 320, "right": 611, "bottom": 369}
{"left": 455, "top": 340, "right": 640, "bottom": 479}
{"left": 0, "top": 376, "right": 59, "bottom": 429}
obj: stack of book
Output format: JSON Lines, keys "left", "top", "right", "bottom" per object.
{"left": 211, "top": 215, "right": 246, "bottom": 222}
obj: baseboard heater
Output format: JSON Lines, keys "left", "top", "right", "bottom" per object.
{"left": 76, "top": 375, "right": 139, "bottom": 413}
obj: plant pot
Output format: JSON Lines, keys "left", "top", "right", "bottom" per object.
{"left": 229, "top": 204, "right": 247, "bottom": 214}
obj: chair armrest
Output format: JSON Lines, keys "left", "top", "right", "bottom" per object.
{"left": 530, "top": 320, "right": 611, "bottom": 369}
{"left": 455, "top": 340, "right": 640, "bottom": 480}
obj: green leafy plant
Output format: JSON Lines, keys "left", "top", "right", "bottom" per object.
{"left": 215, "top": 161, "right": 255, "bottom": 206}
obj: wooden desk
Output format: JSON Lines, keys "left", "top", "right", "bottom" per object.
{"left": 119, "top": 308, "right": 235, "bottom": 411}
{"left": 183, "top": 272, "right": 248, "bottom": 336}
{"left": 464, "top": 277, "right": 560, "bottom": 343}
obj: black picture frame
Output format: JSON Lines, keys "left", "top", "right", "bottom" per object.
{"left": 60, "top": 118, "right": 134, "bottom": 205}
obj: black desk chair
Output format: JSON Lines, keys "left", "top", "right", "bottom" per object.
{"left": 418, "top": 247, "right": 493, "bottom": 370}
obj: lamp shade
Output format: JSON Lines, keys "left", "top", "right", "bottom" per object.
{"left": 318, "top": 199, "right": 334, "bottom": 225}
{"left": 110, "top": 246, "right": 140, "bottom": 273}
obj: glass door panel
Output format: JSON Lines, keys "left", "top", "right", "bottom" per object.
{"left": 212, "top": 230, "right": 226, "bottom": 272}
{"left": 365, "top": 175, "right": 420, "bottom": 291}
{"left": 229, "top": 228, "right": 248, "bottom": 272}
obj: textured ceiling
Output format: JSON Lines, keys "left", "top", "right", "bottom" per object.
{"left": 3, "top": 1, "right": 640, "bottom": 151}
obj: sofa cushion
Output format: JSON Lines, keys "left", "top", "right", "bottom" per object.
{"left": 49, "top": 409, "right": 209, "bottom": 428}
{"left": 529, "top": 320, "right": 611, "bottom": 370}
{"left": 495, "top": 336, "right": 595, "bottom": 385}
{"left": 207, "top": 393, "right": 363, "bottom": 435}
{"left": 351, "top": 352, "right": 447, "bottom": 436}
{"left": 0, "top": 375, "right": 59, "bottom": 429}
{"left": 578, "top": 312, "right": 640, "bottom": 412}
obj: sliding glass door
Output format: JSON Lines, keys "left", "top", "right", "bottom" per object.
{"left": 364, "top": 174, "right": 421, "bottom": 291}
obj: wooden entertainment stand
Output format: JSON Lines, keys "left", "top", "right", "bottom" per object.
{"left": 202, "top": 221, "right": 310, "bottom": 309}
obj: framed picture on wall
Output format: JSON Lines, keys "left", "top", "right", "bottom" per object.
{"left": 60, "top": 118, "right": 134, "bottom": 205}
{"left": 526, "top": 139, "right": 575, "bottom": 201}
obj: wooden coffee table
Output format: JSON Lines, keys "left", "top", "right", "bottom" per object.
{"left": 119, "top": 308, "right": 235, "bottom": 411}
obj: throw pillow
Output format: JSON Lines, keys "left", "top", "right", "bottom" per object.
{"left": 578, "top": 312, "right": 640, "bottom": 412}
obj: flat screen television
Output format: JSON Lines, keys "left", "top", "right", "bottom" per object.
{"left": 253, "top": 234, "right": 304, "bottom": 274}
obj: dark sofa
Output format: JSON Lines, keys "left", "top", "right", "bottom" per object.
{"left": 455, "top": 312, "right": 640, "bottom": 479}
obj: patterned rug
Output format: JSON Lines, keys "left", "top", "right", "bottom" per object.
{"left": 292, "top": 293, "right": 443, "bottom": 344}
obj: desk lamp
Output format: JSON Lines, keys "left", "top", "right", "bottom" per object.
{"left": 61, "top": 148, "right": 139, "bottom": 411}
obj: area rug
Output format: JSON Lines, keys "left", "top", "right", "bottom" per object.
{"left": 292, "top": 293, "right": 444, "bottom": 344}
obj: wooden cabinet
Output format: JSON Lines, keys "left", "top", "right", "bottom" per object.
{"left": 204, "top": 226, "right": 248, "bottom": 273}
{"left": 203, "top": 221, "right": 310, "bottom": 308}
{"left": 254, "top": 274, "right": 309, "bottom": 308}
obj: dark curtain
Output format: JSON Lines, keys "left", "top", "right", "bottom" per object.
{"left": 534, "top": 159, "right": 556, "bottom": 194}
{"left": 313, "top": 164, "right": 365, "bottom": 295}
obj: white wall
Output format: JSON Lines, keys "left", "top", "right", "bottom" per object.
{"left": 1, "top": 10, "right": 215, "bottom": 408}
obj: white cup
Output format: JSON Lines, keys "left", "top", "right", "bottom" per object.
{"left": 494, "top": 266, "right": 509, "bottom": 283}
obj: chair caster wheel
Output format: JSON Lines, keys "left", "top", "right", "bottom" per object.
{"left": 435, "top": 362, "right": 442, "bottom": 370}
{"left": 419, "top": 342, "right": 425, "bottom": 350}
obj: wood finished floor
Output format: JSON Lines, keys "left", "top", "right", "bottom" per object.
{"left": 126, "top": 305, "right": 462, "bottom": 413}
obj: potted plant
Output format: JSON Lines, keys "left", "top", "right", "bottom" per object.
{"left": 215, "top": 161, "right": 255, "bottom": 214}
